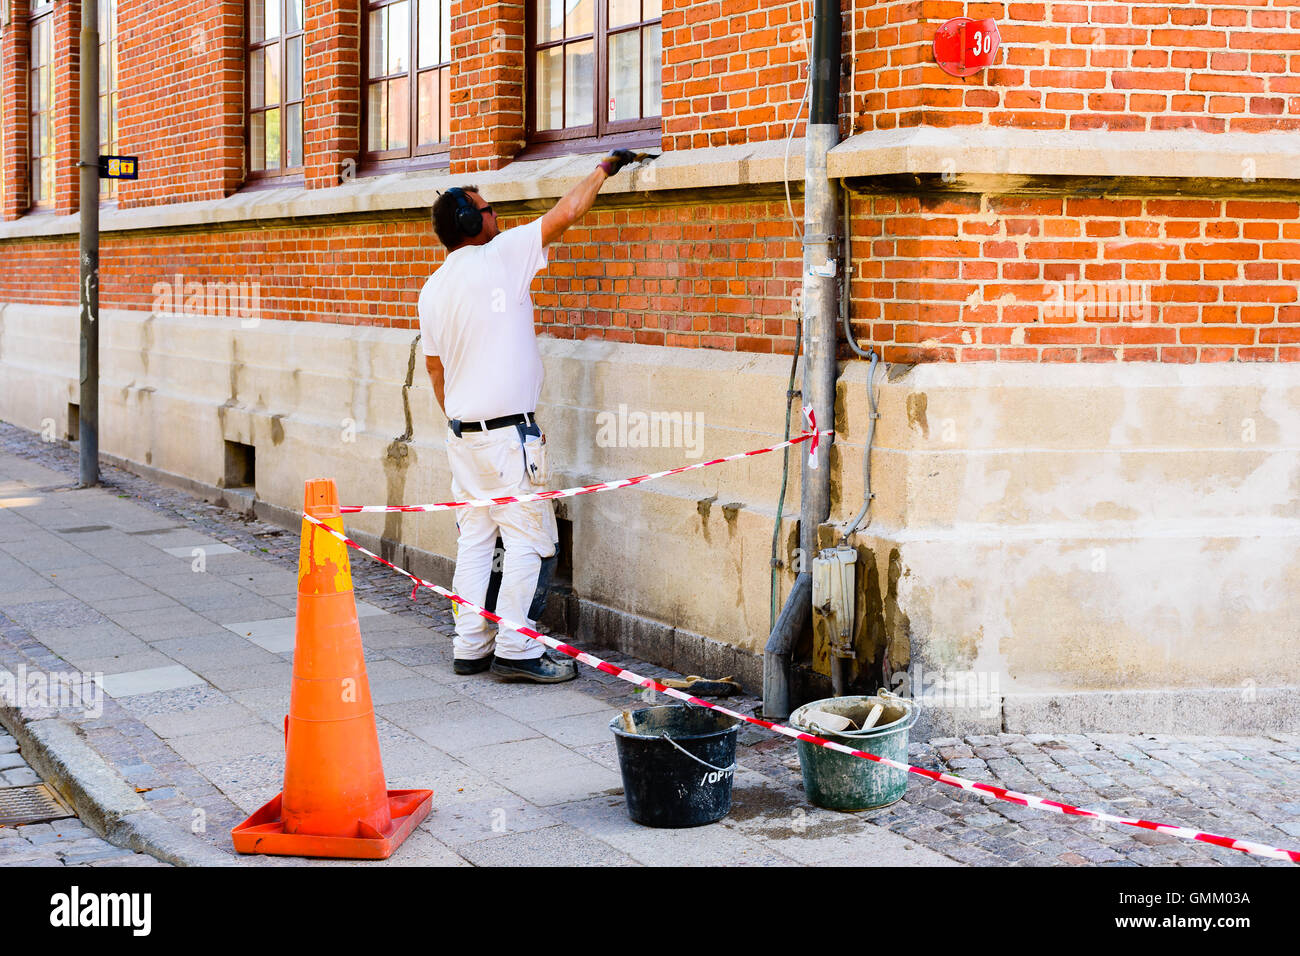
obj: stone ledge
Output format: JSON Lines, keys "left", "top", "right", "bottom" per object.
{"left": 5, "top": 125, "right": 1298, "bottom": 242}
{"left": 0, "top": 139, "right": 805, "bottom": 241}
{"left": 912, "top": 686, "right": 1300, "bottom": 737}
{"left": 1000, "top": 686, "right": 1300, "bottom": 736}
{"left": 831, "top": 125, "right": 1300, "bottom": 183}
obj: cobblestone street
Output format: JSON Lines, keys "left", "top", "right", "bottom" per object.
{"left": 0, "top": 730, "right": 167, "bottom": 867}
{"left": 1, "top": 421, "right": 1297, "bottom": 867}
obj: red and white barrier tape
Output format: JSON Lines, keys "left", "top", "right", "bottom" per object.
{"left": 801, "top": 405, "right": 820, "bottom": 470}
{"left": 338, "top": 427, "right": 834, "bottom": 514}
{"left": 302, "top": 511, "right": 1299, "bottom": 864}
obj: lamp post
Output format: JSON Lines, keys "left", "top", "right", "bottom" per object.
{"left": 78, "top": 0, "right": 99, "bottom": 487}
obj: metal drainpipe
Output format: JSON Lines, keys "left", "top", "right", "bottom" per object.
{"left": 763, "top": 0, "right": 842, "bottom": 719}
{"left": 78, "top": 2, "right": 101, "bottom": 488}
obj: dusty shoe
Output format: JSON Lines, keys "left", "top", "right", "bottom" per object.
{"left": 453, "top": 657, "right": 493, "bottom": 675}
{"left": 490, "top": 651, "right": 576, "bottom": 684}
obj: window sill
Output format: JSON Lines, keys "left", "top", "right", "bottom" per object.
{"left": 358, "top": 154, "right": 451, "bottom": 179}
{"left": 242, "top": 173, "right": 307, "bottom": 193}
{"left": 0, "top": 139, "right": 799, "bottom": 239}
{"left": 4, "top": 126, "right": 1298, "bottom": 242}
{"left": 516, "top": 128, "right": 663, "bottom": 164}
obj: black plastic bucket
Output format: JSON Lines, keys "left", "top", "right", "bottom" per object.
{"left": 609, "top": 704, "right": 740, "bottom": 828}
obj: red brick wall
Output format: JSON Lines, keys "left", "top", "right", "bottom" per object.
{"left": 449, "top": 0, "right": 525, "bottom": 173}
{"left": 116, "top": 1, "right": 244, "bottom": 206}
{"left": 533, "top": 201, "right": 802, "bottom": 351}
{"left": 851, "top": 193, "right": 1300, "bottom": 363}
{"left": 849, "top": 0, "right": 925, "bottom": 133}
{"left": 1, "top": 0, "right": 32, "bottom": 219}
{"left": 0, "top": 237, "right": 77, "bottom": 301}
{"left": 662, "top": 0, "right": 817, "bottom": 149}
{"left": 0, "top": 221, "right": 430, "bottom": 326}
{"left": 0, "top": 202, "right": 804, "bottom": 353}
{"left": 304, "top": 0, "right": 361, "bottom": 189}
{"left": 5, "top": 1, "right": 1299, "bottom": 204}
{"left": 856, "top": 0, "right": 1300, "bottom": 133}
{"left": 51, "top": 0, "right": 78, "bottom": 214}
{"left": 2, "top": 1, "right": 1299, "bottom": 365}
{"left": 4, "top": 190, "right": 1299, "bottom": 363}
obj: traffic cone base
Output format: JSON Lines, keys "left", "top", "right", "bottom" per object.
{"left": 232, "top": 789, "right": 433, "bottom": 859}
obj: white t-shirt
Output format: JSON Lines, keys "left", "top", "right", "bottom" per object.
{"left": 418, "top": 217, "right": 549, "bottom": 422}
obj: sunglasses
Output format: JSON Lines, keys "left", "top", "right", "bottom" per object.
{"left": 478, "top": 204, "right": 495, "bottom": 216}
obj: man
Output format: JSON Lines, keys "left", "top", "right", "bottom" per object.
{"left": 420, "top": 149, "right": 640, "bottom": 683}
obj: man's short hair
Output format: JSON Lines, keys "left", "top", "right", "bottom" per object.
{"left": 432, "top": 185, "right": 481, "bottom": 251}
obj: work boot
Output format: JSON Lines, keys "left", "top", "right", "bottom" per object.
{"left": 490, "top": 651, "right": 576, "bottom": 684}
{"left": 453, "top": 657, "right": 493, "bottom": 675}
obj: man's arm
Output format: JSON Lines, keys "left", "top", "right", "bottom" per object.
{"left": 425, "top": 355, "right": 446, "bottom": 417}
{"left": 540, "top": 150, "right": 639, "bottom": 247}
{"left": 540, "top": 168, "right": 607, "bottom": 248}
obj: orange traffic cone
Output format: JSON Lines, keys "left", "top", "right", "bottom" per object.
{"left": 231, "top": 478, "right": 433, "bottom": 858}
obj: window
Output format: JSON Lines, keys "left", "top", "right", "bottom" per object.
{"left": 530, "top": 0, "right": 661, "bottom": 145}
{"left": 29, "top": 0, "right": 53, "bottom": 206}
{"left": 99, "top": 0, "right": 118, "bottom": 199}
{"left": 248, "top": 0, "right": 304, "bottom": 177}
{"left": 364, "top": 0, "right": 452, "bottom": 165}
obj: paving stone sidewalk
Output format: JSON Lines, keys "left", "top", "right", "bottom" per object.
{"left": 0, "top": 421, "right": 1296, "bottom": 867}
{"left": 0, "top": 730, "right": 168, "bottom": 867}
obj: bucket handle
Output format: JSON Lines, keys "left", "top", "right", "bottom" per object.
{"left": 658, "top": 733, "right": 737, "bottom": 775}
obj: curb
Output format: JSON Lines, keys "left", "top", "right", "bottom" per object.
{"left": 0, "top": 707, "right": 237, "bottom": 867}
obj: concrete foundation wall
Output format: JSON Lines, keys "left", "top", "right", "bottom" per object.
{"left": 2, "top": 303, "right": 1296, "bottom": 731}
{"left": 0, "top": 304, "right": 804, "bottom": 664}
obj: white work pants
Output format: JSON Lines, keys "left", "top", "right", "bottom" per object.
{"left": 445, "top": 423, "right": 558, "bottom": 661}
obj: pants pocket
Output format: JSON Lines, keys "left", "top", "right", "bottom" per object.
{"left": 522, "top": 433, "right": 549, "bottom": 486}
{"left": 475, "top": 439, "right": 517, "bottom": 485}
{"left": 448, "top": 434, "right": 521, "bottom": 496}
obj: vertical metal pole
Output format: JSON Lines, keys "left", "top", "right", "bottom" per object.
{"left": 78, "top": 0, "right": 100, "bottom": 486}
{"left": 766, "top": 0, "right": 843, "bottom": 718}
{"left": 799, "top": 0, "right": 841, "bottom": 561}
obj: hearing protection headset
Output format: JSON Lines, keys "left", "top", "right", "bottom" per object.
{"left": 447, "top": 187, "right": 483, "bottom": 240}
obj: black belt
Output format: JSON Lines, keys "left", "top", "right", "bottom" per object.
{"left": 449, "top": 412, "right": 535, "bottom": 437}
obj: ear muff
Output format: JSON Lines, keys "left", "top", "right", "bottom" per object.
{"left": 448, "top": 187, "right": 483, "bottom": 239}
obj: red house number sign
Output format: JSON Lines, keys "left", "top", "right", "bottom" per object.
{"left": 933, "top": 17, "right": 1001, "bottom": 77}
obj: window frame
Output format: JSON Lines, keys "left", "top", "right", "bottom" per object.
{"left": 27, "top": 0, "right": 53, "bottom": 210}
{"left": 525, "top": 0, "right": 662, "bottom": 151}
{"left": 359, "top": 0, "right": 453, "bottom": 175}
{"left": 98, "top": 0, "right": 118, "bottom": 202}
{"left": 245, "top": 0, "right": 306, "bottom": 182}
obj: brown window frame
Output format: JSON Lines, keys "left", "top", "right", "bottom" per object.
{"left": 246, "top": 0, "right": 305, "bottom": 182}
{"left": 359, "top": 0, "right": 453, "bottom": 176}
{"left": 28, "top": 0, "right": 53, "bottom": 210}
{"left": 525, "top": 0, "right": 662, "bottom": 155}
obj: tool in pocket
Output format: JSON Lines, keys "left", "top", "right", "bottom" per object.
{"left": 517, "top": 421, "right": 549, "bottom": 486}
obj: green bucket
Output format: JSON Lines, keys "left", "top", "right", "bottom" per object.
{"left": 789, "top": 693, "right": 918, "bottom": 811}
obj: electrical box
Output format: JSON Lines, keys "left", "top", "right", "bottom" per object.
{"left": 811, "top": 546, "right": 858, "bottom": 678}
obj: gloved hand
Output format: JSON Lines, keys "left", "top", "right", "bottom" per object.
{"left": 598, "top": 148, "right": 638, "bottom": 176}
